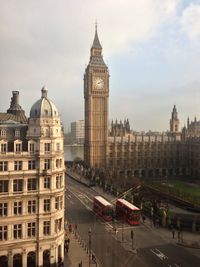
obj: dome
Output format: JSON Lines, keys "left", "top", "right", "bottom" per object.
{"left": 30, "top": 86, "right": 59, "bottom": 119}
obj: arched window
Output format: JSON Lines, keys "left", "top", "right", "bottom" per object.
{"left": 13, "top": 254, "right": 22, "bottom": 267}
{"left": 43, "top": 250, "right": 50, "bottom": 267}
{"left": 27, "top": 251, "right": 36, "bottom": 267}
{"left": 0, "top": 255, "right": 8, "bottom": 267}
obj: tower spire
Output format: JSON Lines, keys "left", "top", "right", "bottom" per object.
{"left": 92, "top": 22, "right": 102, "bottom": 49}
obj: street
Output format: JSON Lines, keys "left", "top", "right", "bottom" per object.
{"left": 65, "top": 175, "right": 200, "bottom": 267}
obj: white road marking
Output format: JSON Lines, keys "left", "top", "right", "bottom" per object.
{"left": 150, "top": 248, "right": 168, "bottom": 261}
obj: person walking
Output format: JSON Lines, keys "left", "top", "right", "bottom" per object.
{"left": 172, "top": 228, "right": 175, "bottom": 239}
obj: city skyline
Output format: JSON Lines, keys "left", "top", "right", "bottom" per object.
{"left": 1, "top": 0, "right": 200, "bottom": 132}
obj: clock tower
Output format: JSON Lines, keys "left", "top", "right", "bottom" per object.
{"left": 84, "top": 25, "right": 109, "bottom": 168}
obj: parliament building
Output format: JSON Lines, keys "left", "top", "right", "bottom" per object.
{"left": 84, "top": 27, "right": 200, "bottom": 180}
{"left": 0, "top": 89, "right": 65, "bottom": 267}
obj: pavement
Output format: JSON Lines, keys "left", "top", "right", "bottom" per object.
{"left": 64, "top": 170, "right": 200, "bottom": 266}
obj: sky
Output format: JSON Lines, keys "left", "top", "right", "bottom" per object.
{"left": 1, "top": 0, "right": 200, "bottom": 132}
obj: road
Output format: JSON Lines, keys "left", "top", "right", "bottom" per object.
{"left": 65, "top": 175, "right": 200, "bottom": 267}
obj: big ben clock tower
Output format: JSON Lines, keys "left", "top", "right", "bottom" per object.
{"left": 84, "top": 25, "right": 109, "bottom": 168}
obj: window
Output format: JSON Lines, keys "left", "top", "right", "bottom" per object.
{"left": 44, "top": 159, "right": 51, "bottom": 170}
{"left": 15, "top": 143, "right": 22, "bottom": 153}
{"left": 15, "top": 130, "right": 20, "bottom": 137}
{"left": 56, "top": 143, "right": 60, "bottom": 151}
{"left": 28, "top": 200, "right": 36, "bottom": 214}
{"left": 44, "top": 199, "right": 51, "bottom": 212}
{"left": 14, "top": 161, "right": 22, "bottom": 171}
{"left": 43, "top": 221, "right": 50, "bottom": 235}
{"left": 0, "top": 161, "right": 8, "bottom": 171}
{"left": 0, "top": 180, "right": 9, "bottom": 193}
{"left": 0, "top": 203, "right": 7, "bottom": 216}
{"left": 0, "top": 130, "right": 6, "bottom": 137}
{"left": 13, "top": 224, "right": 22, "bottom": 239}
{"left": 56, "top": 175, "right": 62, "bottom": 189}
{"left": 27, "top": 178, "right": 37, "bottom": 191}
{"left": 44, "top": 177, "right": 50, "bottom": 189}
{"left": 44, "top": 143, "right": 51, "bottom": 153}
{"left": 0, "top": 225, "right": 7, "bottom": 241}
{"left": 29, "top": 143, "right": 35, "bottom": 153}
{"left": 13, "top": 179, "right": 23, "bottom": 192}
{"left": 55, "top": 218, "right": 62, "bottom": 233}
{"left": 0, "top": 143, "right": 7, "bottom": 153}
{"left": 56, "top": 159, "right": 62, "bottom": 168}
{"left": 55, "top": 196, "right": 63, "bottom": 210}
{"left": 27, "top": 222, "right": 36, "bottom": 237}
{"left": 28, "top": 160, "right": 36, "bottom": 170}
{"left": 14, "top": 201, "right": 22, "bottom": 215}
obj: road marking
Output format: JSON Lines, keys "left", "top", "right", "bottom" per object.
{"left": 150, "top": 248, "right": 168, "bottom": 261}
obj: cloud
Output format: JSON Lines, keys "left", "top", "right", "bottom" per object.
{"left": 181, "top": 3, "right": 200, "bottom": 40}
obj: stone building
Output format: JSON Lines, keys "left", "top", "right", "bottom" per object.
{"left": 0, "top": 88, "right": 65, "bottom": 267}
{"left": 71, "top": 120, "right": 84, "bottom": 144}
{"left": 84, "top": 27, "right": 200, "bottom": 180}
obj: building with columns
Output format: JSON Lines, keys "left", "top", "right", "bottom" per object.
{"left": 0, "top": 88, "right": 65, "bottom": 267}
{"left": 84, "top": 27, "right": 200, "bottom": 180}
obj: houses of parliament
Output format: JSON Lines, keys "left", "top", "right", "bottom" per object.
{"left": 84, "top": 26, "right": 200, "bottom": 180}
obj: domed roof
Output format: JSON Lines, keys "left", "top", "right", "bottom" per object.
{"left": 30, "top": 86, "right": 59, "bottom": 119}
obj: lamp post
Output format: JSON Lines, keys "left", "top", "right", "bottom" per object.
{"left": 88, "top": 228, "right": 91, "bottom": 267}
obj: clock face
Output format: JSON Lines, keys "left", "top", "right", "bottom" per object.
{"left": 94, "top": 77, "right": 104, "bottom": 90}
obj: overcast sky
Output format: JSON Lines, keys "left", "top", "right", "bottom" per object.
{"left": 1, "top": 0, "right": 200, "bottom": 132}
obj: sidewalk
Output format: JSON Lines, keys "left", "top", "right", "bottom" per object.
{"left": 66, "top": 170, "right": 200, "bottom": 250}
{"left": 64, "top": 230, "right": 90, "bottom": 267}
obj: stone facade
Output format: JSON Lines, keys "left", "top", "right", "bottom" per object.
{"left": 0, "top": 88, "right": 65, "bottom": 267}
{"left": 84, "top": 28, "right": 200, "bottom": 180}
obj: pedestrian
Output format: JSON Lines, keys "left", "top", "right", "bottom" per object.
{"left": 142, "top": 215, "right": 146, "bottom": 223}
{"left": 69, "top": 224, "right": 72, "bottom": 233}
{"left": 178, "top": 230, "right": 181, "bottom": 241}
{"left": 172, "top": 229, "right": 175, "bottom": 239}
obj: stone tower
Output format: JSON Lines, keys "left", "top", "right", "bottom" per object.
{"left": 170, "top": 105, "right": 179, "bottom": 132}
{"left": 84, "top": 25, "right": 109, "bottom": 168}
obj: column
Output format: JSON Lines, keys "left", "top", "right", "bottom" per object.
{"left": 38, "top": 248, "right": 43, "bottom": 267}
{"left": 22, "top": 250, "right": 27, "bottom": 267}
{"left": 8, "top": 251, "right": 13, "bottom": 267}
{"left": 50, "top": 244, "right": 56, "bottom": 265}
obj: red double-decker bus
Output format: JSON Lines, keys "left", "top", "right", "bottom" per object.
{"left": 116, "top": 199, "right": 141, "bottom": 225}
{"left": 93, "top": 196, "right": 114, "bottom": 221}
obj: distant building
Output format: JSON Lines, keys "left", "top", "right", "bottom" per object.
{"left": 0, "top": 88, "right": 65, "bottom": 267}
{"left": 71, "top": 120, "right": 84, "bottom": 144}
{"left": 84, "top": 26, "right": 200, "bottom": 180}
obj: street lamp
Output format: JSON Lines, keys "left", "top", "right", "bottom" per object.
{"left": 88, "top": 228, "right": 91, "bottom": 267}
